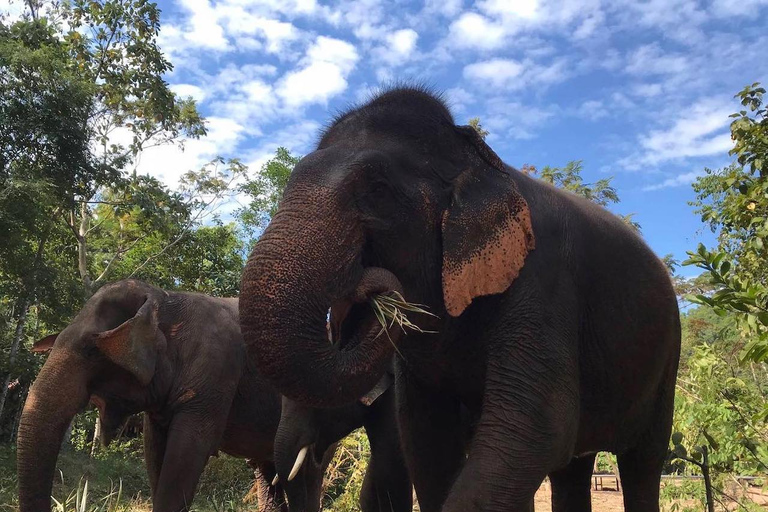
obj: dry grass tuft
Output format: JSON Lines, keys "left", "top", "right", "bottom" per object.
{"left": 369, "top": 291, "right": 438, "bottom": 338}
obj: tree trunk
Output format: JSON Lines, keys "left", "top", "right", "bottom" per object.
{"left": 0, "top": 298, "right": 30, "bottom": 426}
{"left": 702, "top": 446, "right": 715, "bottom": 512}
{"left": 78, "top": 200, "right": 93, "bottom": 296}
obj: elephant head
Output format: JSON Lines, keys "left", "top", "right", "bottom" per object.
{"left": 17, "top": 281, "right": 167, "bottom": 512}
{"left": 275, "top": 371, "right": 400, "bottom": 512}
{"left": 274, "top": 396, "right": 364, "bottom": 512}
{"left": 240, "top": 87, "right": 535, "bottom": 408}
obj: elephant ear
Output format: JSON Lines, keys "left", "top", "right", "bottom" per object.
{"left": 441, "top": 126, "right": 535, "bottom": 317}
{"left": 32, "top": 333, "right": 59, "bottom": 353}
{"left": 95, "top": 296, "right": 166, "bottom": 386}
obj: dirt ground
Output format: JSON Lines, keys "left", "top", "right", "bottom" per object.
{"left": 534, "top": 480, "right": 625, "bottom": 512}
{"left": 533, "top": 477, "right": 768, "bottom": 512}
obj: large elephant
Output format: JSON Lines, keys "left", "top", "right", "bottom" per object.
{"left": 239, "top": 87, "right": 681, "bottom": 512}
{"left": 17, "top": 279, "right": 411, "bottom": 512}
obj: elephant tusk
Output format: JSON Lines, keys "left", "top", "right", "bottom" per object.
{"left": 272, "top": 474, "right": 280, "bottom": 486}
{"left": 288, "top": 445, "right": 309, "bottom": 481}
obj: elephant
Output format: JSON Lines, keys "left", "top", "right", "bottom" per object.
{"left": 239, "top": 86, "right": 682, "bottom": 512}
{"left": 275, "top": 370, "right": 412, "bottom": 512}
{"left": 16, "top": 279, "right": 411, "bottom": 512}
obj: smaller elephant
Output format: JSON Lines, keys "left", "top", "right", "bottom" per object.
{"left": 16, "top": 280, "right": 411, "bottom": 512}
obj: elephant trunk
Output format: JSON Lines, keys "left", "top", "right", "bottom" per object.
{"left": 17, "top": 350, "right": 90, "bottom": 512}
{"left": 240, "top": 179, "right": 403, "bottom": 408}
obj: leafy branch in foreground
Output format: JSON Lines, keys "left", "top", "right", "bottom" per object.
{"left": 684, "top": 82, "right": 768, "bottom": 364}
{"left": 685, "top": 245, "right": 768, "bottom": 362}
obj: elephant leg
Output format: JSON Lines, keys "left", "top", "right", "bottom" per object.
{"left": 440, "top": 342, "right": 579, "bottom": 512}
{"left": 360, "top": 390, "right": 412, "bottom": 512}
{"left": 143, "top": 414, "right": 168, "bottom": 498}
{"left": 252, "top": 461, "right": 288, "bottom": 512}
{"left": 549, "top": 454, "right": 596, "bottom": 512}
{"left": 152, "top": 411, "right": 227, "bottom": 512}
{"left": 617, "top": 445, "right": 666, "bottom": 512}
{"left": 395, "top": 371, "right": 467, "bottom": 512}
{"left": 618, "top": 380, "right": 675, "bottom": 512}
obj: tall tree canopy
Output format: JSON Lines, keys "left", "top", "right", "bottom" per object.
{"left": 685, "top": 83, "right": 768, "bottom": 363}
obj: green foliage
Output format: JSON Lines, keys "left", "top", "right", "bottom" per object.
{"left": 196, "top": 454, "right": 254, "bottom": 508}
{"left": 685, "top": 83, "right": 768, "bottom": 364}
{"left": 0, "top": 441, "right": 261, "bottom": 511}
{"left": 730, "top": 83, "right": 768, "bottom": 175}
{"left": 672, "top": 344, "right": 768, "bottom": 475}
{"left": 0, "top": 443, "right": 149, "bottom": 511}
{"left": 238, "top": 147, "right": 299, "bottom": 243}
{"left": 663, "top": 254, "right": 718, "bottom": 301}
{"left": 467, "top": 117, "right": 489, "bottom": 139}
{"left": 527, "top": 160, "right": 640, "bottom": 230}
{"left": 539, "top": 161, "right": 619, "bottom": 207}
{"left": 665, "top": 307, "right": 768, "bottom": 511}
{"left": 323, "top": 430, "right": 370, "bottom": 512}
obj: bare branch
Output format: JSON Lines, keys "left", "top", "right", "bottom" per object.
{"left": 93, "top": 233, "right": 148, "bottom": 284}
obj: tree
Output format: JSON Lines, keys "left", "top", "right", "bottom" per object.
{"left": 685, "top": 83, "right": 768, "bottom": 363}
{"left": 467, "top": 117, "right": 489, "bottom": 139}
{"left": 0, "top": 0, "right": 211, "bottom": 434}
{"left": 238, "top": 147, "right": 300, "bottom": 245}
{"left": 539, "top": 161, "right": 618, "bottom": 206}
{"left": 663, "top": 254, "right": 718, "bottom": 301}
{"left": 0, "top": 17, "right": 98, "bottom": 425}
{"left": 524, "top": 161, "right": 640, "bottom": 230}
{"left": 60, "top": 0, "right": 205, "bottom": 296}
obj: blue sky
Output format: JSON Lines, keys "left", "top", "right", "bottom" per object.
{"left": 11, "top": 0, "right": 768, "bottom": 274}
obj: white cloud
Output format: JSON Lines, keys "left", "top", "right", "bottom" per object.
{"left": 625, "top": 44, "right": 689, "bottom": 76}
{"left": 464, "top": 59, "right": 524, "bottom": 87}
{"left": 611, "top": 0, "right": 707, "bottom": 43}
{"left": 388, "top": 29, "right": 418, "bottom": 57}
{"left": 711, "top": 0, "right": 768, "bottom": 16}
{"left": 573, "top": 9, "right": 604, "bottom": 39}
{"left": 422, "top": 0, "right": 463, "bottom": 17}
{"left": 631, "top": 83, "right": 663, "bottom": 98}
{"left": 463, "top": 58, "right": 568, "bottom": 91}
{"left": 176, "top": 0, "right": 229, "bottom": 50}
{"left": 643, "top": 170, "right": 703, "bottom": 191}
{"left": 133, "top": 117, "right": 246, "bottom": 187}
{"left": 482, "top": 99, "right": 557, "bottom": 141}
{"left": 218, "top": 8, "right": 302, "bottom": 54}
{"left": 446, "top": 0, "right": 604, "bottom": 51}
{"left": 306, "top": 36, "right": 359, "bottom": 74}
{"left": 576, "top": 100, "right": 609, "bottom": 121}
{"left": 370, "top": 28, "right": 419, "bottom": 77}
{"left": 198, "top": 64, "right": 280, "bottom": 126}
{"left": 446, "top": 87, "right": 476, "bottom": 113}
{"left": 621, "top": 98, "right": 734, "bottom": 169}
{"left": 449, "top": 12, "right": 507, "bottom": 50}
{"left": 171, "top": 84, "right": 207, "bottom": 103}
{"left": 277, "top": 36, "right": 359, "bottom": 108}
{"left": 479, "top": 0, "right": 539, "bottom": 18}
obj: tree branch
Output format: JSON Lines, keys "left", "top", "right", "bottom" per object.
{"left": 93, "top": 234, "right": 148, "bottom": 285}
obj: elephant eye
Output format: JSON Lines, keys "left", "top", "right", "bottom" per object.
{"left": 82, "top": 338, "right": 102, "bottom": 360}
{"left": 84, "top": 346, "right": 101, "bottom": 359}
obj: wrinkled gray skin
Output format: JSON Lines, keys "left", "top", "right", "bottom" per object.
{"left": 240, "top": 87, "right": 681, "bottom": 512}
{"left": 17, "top": 280, "right": 410, "bottom": 512}
{"left": 276, "top": 374, "right": 412, "bottom": 512}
